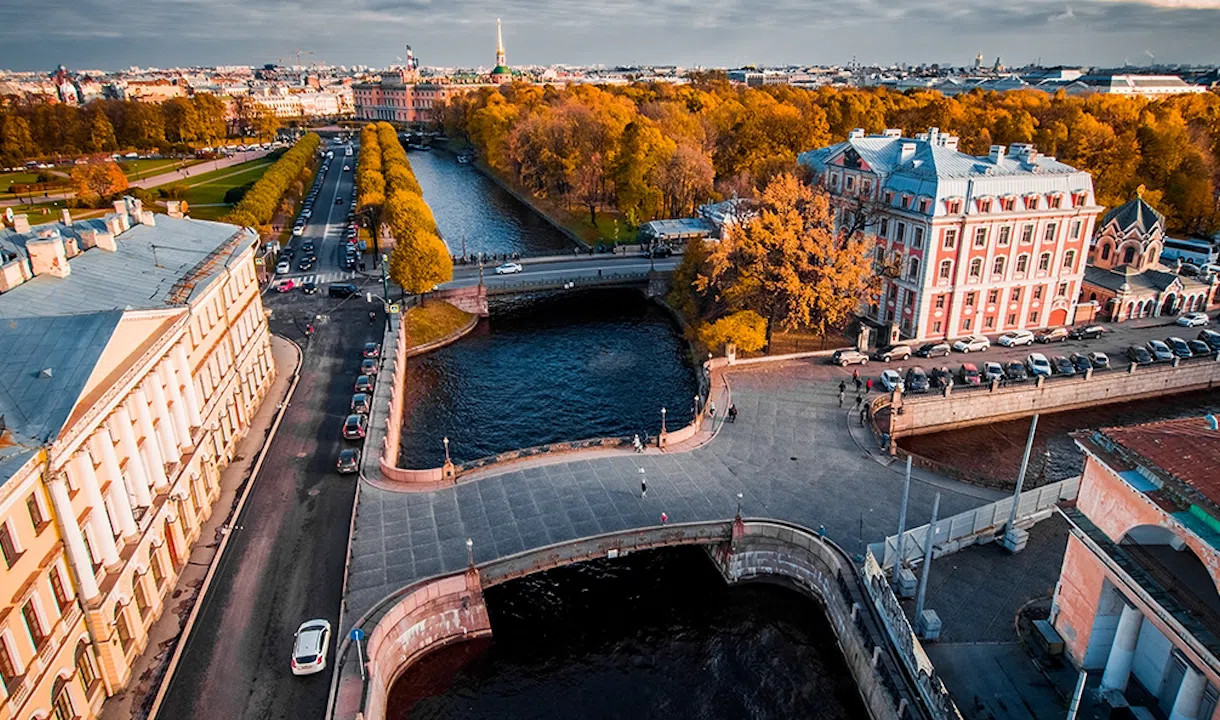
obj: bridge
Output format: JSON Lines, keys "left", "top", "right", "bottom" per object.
{"left": 326, "top": 518, "right": 963, "bottom": 720}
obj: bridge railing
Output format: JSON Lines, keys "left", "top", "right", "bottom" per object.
{"left": 480, "top": 270, "right": 656, "bottom": 294}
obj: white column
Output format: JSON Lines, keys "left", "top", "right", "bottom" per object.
{"left": 173, "top": 345, "right": 202, "bottom": 427}
{"left": 68, "top": 452, "right": 119, "bottom": 568}
{"left": 144, "top": 382, "right": 181, "bottom": 465}
{"left": 132, "top": 394, "right": 170, "bottom": 490}
{"left": 47, "top": 476, "right": 100, "bottom": 601}
{"left": 114, "top": 408, "right": 152, "bottom": 507}
{"left": 1101, "top": 602, "right": 1144, "bottom": 692}
{"left": 1169, "top": 663, "right": 1207, "bottom": 720}
{"left": 161, "top": 364, "right": 192, "bottom": 449}
{"left": 93, "top": 431, "right": 137, "bottom": 538}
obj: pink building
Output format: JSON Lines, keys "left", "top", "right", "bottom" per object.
{"left": 353, "top": 71, "right": 467, "bottom": 123}
{"left": 799, "top": 128, "right": 1104, "bottom": 341}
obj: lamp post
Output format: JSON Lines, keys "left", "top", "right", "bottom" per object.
{"left": 443, "top": 436, "right": 450, "bottom": 464}
{"left": 694, "top": 394, "right": 701, "bottom": 416}
{"left": 736, "top": 492, "right": 743, "bottom": 519}
{"left": 466, "top": 537, "right": 474, "bottom": 567}
{"left": 660, "top": 407, "right": 667, "bottom": 434}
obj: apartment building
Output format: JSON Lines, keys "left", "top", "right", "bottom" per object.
{"left": 0, "top": 200, "right": 275, "bottom": 720}
{"left": 352, "top": 71, "right": 469, "bottom": 123}
{"left": 799, "top": 127, "right": 1104, "bottom": 341}
{"left": 1055, "top": 418, "right": 1220, "bottom": 719}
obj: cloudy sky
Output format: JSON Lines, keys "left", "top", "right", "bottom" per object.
{"left": 2, "top": 0, "right": 1219, "bottom": 72}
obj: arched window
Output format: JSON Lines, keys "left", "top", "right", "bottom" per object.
{"left": 114, "top": 607, "right": 133, "bottom": 652}
{"left": 52, "top": 677, "right": 74, "bottom": 720}
{"left": 1015, "top": 254, "right": 1029, "bottom": 274}
{"left": 969, "top": 258, "right": 983, "bottom": 280}
{"left": 1063, "top": 250, "right": 1076, "bottom": 270}
{"left": 938, "top": 259, "right": 952, "bottom": 281}
{"left": 1122, "top": 246, "right": 1136, "bottom": 265}
{"left": 1038, "top": 253, "right": 1051, "bottom": 272}
{"left": 907, "top": 257, "right": 921, "bottom": 280}
{"left": 75, "top": 642, "right": 98, "bottom": 697}
{"left": 1100, "top": 244, "right": 1111, "bottom": 261}
{"left": 992, "top": 256, "right": 1006, "bottom": 276}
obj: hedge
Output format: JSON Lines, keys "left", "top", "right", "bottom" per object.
{"left": 223, "top": 133, "right": 320, "bottom": 227}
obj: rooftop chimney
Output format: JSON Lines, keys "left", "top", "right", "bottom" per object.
{"left": 113, "top": 200, "right": 126, "bottom": 216}
{"left": 166, "top": 200, "right": 184, "bottom": 218}
{"left": 882, "top": 128, "right": 902, "bottom": 138}
{"left": 105, "top": 214, "right": 124, "bottom": 237}
{"left": 900, "top": 142, "right": 917, "bottom": 162}
{"left": 140, "top": 210, "right": 156, "bottom": 226}
{"left": 26, "top": 235, "right": 70, "bottom": 278}
{"left": 12, "top": 215, "right": 29, "bottom": 233}
{"left": 989, "top": 145, "right": 1006, "bottom": 163}
{"left": 60, "top": 209, "right": 71, "bottom": 226}
{"left": 849, "top": 128, "right": 865, "bottom": 139}
{"left": 942, "top": 135, "right": 959, "bottom": 151}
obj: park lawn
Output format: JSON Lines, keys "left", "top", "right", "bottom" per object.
{"left": 405, "top": 300, "right": 474, "bottom": 351}
{"left": 118, "top": 158, "right": 202, "bottom": 180}
{"left": 178, "top": 159, "right": 274, "bottom": 219}
{"left": 14, "top": 202, "right": 108, "bottom": 225}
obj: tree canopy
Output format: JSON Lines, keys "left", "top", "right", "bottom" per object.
{"left": 69, "top": 159, "right": 127, "bottom": 200}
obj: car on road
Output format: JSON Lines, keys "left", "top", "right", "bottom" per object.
{"left": 1177, "top": 312, "right": 1209, "bottom": 327}
{"left": 1127, "top": 345, "right": 1154, "bottom": 365}
{"left": 292, "top": 225, "right": 304, "bottom": 237}
{"left": 336, "top": 196, "right": 344, "bottom": 204}
{"left": 343, "top": 256, "right": 358, "bottom": 270}
{"left": 1068, "top": 325, "right": 1106, "bottom": 341}
{"left": 328, "top": 283, "right": 357, "bottom": 298}
{"left": 1004, "top": 361, "right": 1029, "bottom": 382}
{"left": 1189, "top": 339, "right": 1212, "bottom": 356}
{"left": 351, "top": 393, "right": 370, "bottom": 414}
{"left": 301, "top": 241, "right": 315, "bottom": 253}
{"left": 297, "top": 257, "right": 315, "bottom": 272}
{"left": 363, "top": 342, "right": 381, "bottom": 358}
{"left": 1146, "top": 339, "right": 1174, "bottom": 362}
{"left": 495, "top": 262, "right": 524, "bottom": 275}
{"left": 830, "top": 349, "right": 869, "bottom": 366}
{"left": 929, "top": 366, "right": 954, "bottom": 390}
{"left": 342, "top": 414, "right": 367, "bottom": 440}
{"left": 1026, "top": 352, "right": 1052, "bottom": 377}
{"left": 1166, "top": 336, "right": 1193, "bottom": 358}
{"left": 343, "top": 165, "right": 350, "bottom": 171}
{"left": 915, "top": 342, "right": 951, "bottom": 358}
{"left": 276, "top": 260, "right": 291, "bottom": 274}
{"left": 300, "top": 209, "right": 312, "bottom": 219}
{"left": 275, "top": 280, "right": 295, "bottom": 292}
{"left": 1035, "top": 328, "right": 1069, "bottom": 344}
{"left": 301, "top": 281, "right": 318, "bottom": 295}
{"left": 1051, "top": 355, "right": 1075, "bottom": 375}
{"left": 872, "top": 344, "right": 913, "bottom": 362}
{"left": 879, "top": 369, "right": 904, "bottom": 393}
{"left": 290, "top": 619, "right": 332, "bottom": 676}
{"left": 1201, "top": 329, "right": 1220, "bottom": 352}
{"left": 904, "top": 367, "right": 930, "bottom": 393}
{"left": 1088, "top": 352, "right": 1110, "bottom": 370}
{"left": 360, "top": 358, "right": 378, "bottom": 376}
{"left": 649, "top": 246, "right": 674, "bottom": 258}
{"left": 982, "top": 361, "right": 1004, "bottom": 382}
{"left": 997, "top": 330, "right": 1035, "bottom": 347}
{"left": 337, "top": 449, "right": 360, "bottom": 475}
{"left": 959, "top": 363, "right": 982, "bottom": 386}
{"left": 1069, "top": 353, "right": 1092, "bottom": 373}
{"left": 952, "top": 335, "right": 990, "bottom": 353}
{"left": 354, "top": 375, "right": 374, "bottom": 393}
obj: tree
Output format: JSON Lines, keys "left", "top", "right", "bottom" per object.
{"left": 697, "top": 310, "right": 767, "bottom": 353}
{"left": 0, "top": 114, "right": 34, "bottom": 166}
{"left": 87, "top": 110, "right": 117, "bottom": 153}
{"left": 252, "top": 106, "right": 282, "bottom": 142}
{"left": 698, "top": 173, "right": 875, "bottom": 349}
{"left": 389, "top": 232, "right": 453, "bottom": 294}
{"left": 70, "top": 159, "right": 127, "bottom": 201}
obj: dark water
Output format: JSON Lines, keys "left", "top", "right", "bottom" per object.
{"left": 409, "top": 150, "right": 574, "bottom": 256}
{"left": 388, "top": 547, "right": 867, "bottom": 720}
{"left": 900, "top": 389, "right": 1220, "bottom": 488}
{"left": 400, "top": 289, "right": 698, "bottom": 468}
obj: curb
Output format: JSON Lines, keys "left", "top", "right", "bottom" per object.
{"left": 146, "top": 336, "right": 305, "bottom": 720}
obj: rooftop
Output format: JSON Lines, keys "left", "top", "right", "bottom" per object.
{"left": 1101, "top": 417, "right": 1220, "bottom": 508}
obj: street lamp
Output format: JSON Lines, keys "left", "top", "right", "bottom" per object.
{"left": 694, "top": 394, "right": 701, "bottom": 416}
{"left": 443, "top": 436, "right": 450, "bottom": 464}
{"left": 736, "top": 492, "right": 743, "bottom": 519}
{"left": 466, "top": 537, "right": 474, "bottom": 567}
{"left": 660, "top": 407, "right": 667, "bottom": 434}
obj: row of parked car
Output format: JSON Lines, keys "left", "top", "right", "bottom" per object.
{"left": 291, "top": 155, "right": 333, "bottom": 237}
{"left": 336, "top": 341, "right": 382, "bottom": 474}
{"left": 1126, "top": 330, "right": 1220, "bottom": 365}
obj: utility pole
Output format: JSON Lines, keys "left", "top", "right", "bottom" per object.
{"left": 893, "top": 455, "right": 912, "bottom": 592}
{"left": 1003, "top": 413, "right": 1039, "bottom": 553}
{"left": 913, "top": 492, "right": 941, "bottom": 639}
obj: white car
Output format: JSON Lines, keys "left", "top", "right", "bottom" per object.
{"left": 1026, "top": 352, "right": 1052, "bottom": 377}
{"left": 952, "top": 335, "right": 990, "bottom": 353}
{"left": 343, "top": 165, "right": 351, "bottom": 171}
{"left": 997, "top": 330, "right": 1035, "bottom": 347}
{"left": 292, "top": 226, "right": 304, "bottom": 237}
{"left": 982, "top": 361, "right": 1004, "bottom": 382}
{"left": 275, "top": 260, "right": 291, "bottom": 274}
{"left": 1177, "top": 312, "right": 1209, "bottom": 327}
{"left": 495, "top": 262, "right": 523, "bottom": 275}
{"left": 290, "top": 619, "right": 332, "bottom": 676}
{"left": 879, "top": 369, "right": 904, "bottom": 393}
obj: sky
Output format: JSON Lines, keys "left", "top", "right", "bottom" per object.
{"left": 1, "top": 0, "right": 1220, "bottom": 72}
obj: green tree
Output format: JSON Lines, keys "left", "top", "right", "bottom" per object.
{"left": 0, "top": 114, "right": 34, "bottom": 166}
{"left": 88, "top": 109, "right": 117, "bottom": 153}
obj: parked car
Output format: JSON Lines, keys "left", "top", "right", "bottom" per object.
{"left": 351, "top": 393, "right": 370, "bottom": 414}
{"left": 292, "top": 224, "right": 305, "bottom": 237}
{"left": 904, "top": 367, "right": 930, "bottom": 393}
{"left": 337, "top": 448, "right": 360, "bottom": 475}
{"left": 342, "top": 414, "right": 367, "bottom": 440}
{"left": 915, "top": 342, "right": 951, "bottom": 358}
{"left": 1026, "top": 353, "right": 1052, "bottom": 377}
{"left": 275, "top": 280, "right": 295, "bottom": 292}
{"left": 872, "top": 344, "right": 913, "bottom": 362}
{"left": 290, "top": 619, "right": 332, "bottom": 676}
{"left": 1035, "top": 328, "right": 1069, "bottom": 344}
{"left": 831, "top": 349, "right": 869, "bottom": 366}
{"left": 360, "top": 358, "right": 379, "bottom": 376}
{"left": 1051, "top": 355, "right": 1075, "bottom": 376}
{"left": 879, "top": 369, "right": 904, "bottom": 393}
{"left": 997, "top": 330, "right": 1035, "bottom": 347}
{"left": 276, "top": 260, "right": 291, "bottom": 274}
{"left": 959, "top": 363, "right": 982, "bottom": 386}
{"left": 1165, "top": 336, "right": 1193, "bottom": 358}
{"left": 354, "top": 375, "right": 374, "bottom": 393}
{"left": 302, "top": 281, "right": 318, "bottom": 295}
{"left": 363, "top": 342, "right": 381, "bottom": 358}
{"left": 1004, "top": 361, "right": 1029, "bottom": 381}
{"left": 495, "top": 262, "right": 523, "bottom": 275}
{"left": 952, "top": 335, "right": 991, "bottom": 353}
{"left": 1069, "top": 353, "right": 1092, "bottom": 373}
{"left": 929, "top": 366, "right": 954, "bottom": 390}
{"left": 1177, "top": 312, "right": 1209, "bottom": 327}
{"left": 1088, "top": 352, "right": 1110, "bottom": 370}
{"left": 1201, "top": 329, "right": 1220, "bottom": 352}
{"left": 1145, "top": 339, "right": 1174, "bottom": 362}
{"left": 983, "top": 361, "right": 1005, "bottom": 382}
{"left": 329, "top": 283, "right": 357, "bottom": 298}
{"left": 1068, "top": 325, "right": 1106, "bottom": 341}
{"left": 1188, "top": 339, "right": 1212, "bottom": 357}
{"left": 1127, "top": 345, "right": 1154, "bottom": 365}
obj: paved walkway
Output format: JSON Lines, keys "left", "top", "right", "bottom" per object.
{"left": 99, "top": 335, "right": 299, "bottom": 720}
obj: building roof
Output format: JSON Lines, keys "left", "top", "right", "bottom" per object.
{"left": 640, "top": 218, "right": 715, "bottom": 240}
{"left": 0, "top": 310, "right": 124, "bottom": 484}
{"left": 1084, "top": 265, "right": 1182, "bottom": 294}
{"left": 1100, "top": 195, "right": 1164, "bottom": 236}
{"left": 1100, "top": 417, "right": 1220, "bottom": 508}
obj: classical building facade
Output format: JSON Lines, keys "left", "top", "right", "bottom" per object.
{"left": 799, "top": 128, "right": 1104, "bottom": 341}
{"left": 1054, "top": 418, "right": 1220, "bottom": 718}
{"left": 0, "top": 201, "right": 275, "bottom": 720}
{"left": 1082, "top": 193, "right": 1218, "bottom": 322}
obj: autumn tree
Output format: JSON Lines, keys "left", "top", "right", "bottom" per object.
{"left": 70, "top": 159, "right": 127, "bottom": 201}
{"left": 697, "top": 310, "right": 767, "bottom": 353}
{"left": 698, "top": 173, "right": 875, "bottom": 349}
{"left": 0, "top": 114, "right": 34, "bottom": 166}
{"left": 87, "top": 110, "right": 117, "bottom": 153}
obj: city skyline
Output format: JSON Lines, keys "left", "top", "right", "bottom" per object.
{"left": 2, "top": 0, "right": 1220, "bottom": 72}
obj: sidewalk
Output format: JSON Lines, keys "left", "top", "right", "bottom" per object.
{"left": 99, "top": 334, "right": 300, "bottom": 720}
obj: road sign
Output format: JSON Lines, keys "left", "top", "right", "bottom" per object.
{"left": 388, "top": 304, "right": 401, "bottom": 314}
{"left": 349, "top": 628, "right": 365, "bottom": 642}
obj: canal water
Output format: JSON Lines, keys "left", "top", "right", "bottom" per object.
{"left": 400, "top": 289, "right": 697, "bottom": 468}
{"left": 387, "top": 547, "right": 867, "bottom": 719}
{"left": 899, "top": 389, "right": 1220, "bottom": 488}
{"left": 409, "top": 150, "right": 573, "bottom": 257}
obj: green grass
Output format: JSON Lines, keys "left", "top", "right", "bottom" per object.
{"left": 405, "top": 300, "right": 474, "bottom": 350}
{"left": 176, "top": 159, "right": 274, "bottom": 220}
{"left": 13, "top": 202, "right": 109, "bottom": 224}
{"left": 118, "top": 158, "right": 202, "bottom": 180}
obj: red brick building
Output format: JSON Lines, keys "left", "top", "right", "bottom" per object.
{"left": 799, "top": 128, "right": 1104, "bottom": 341}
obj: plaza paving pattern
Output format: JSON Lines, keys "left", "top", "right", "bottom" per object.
{"left": 344, "top": 358, "right": 1012, "bottom": 626}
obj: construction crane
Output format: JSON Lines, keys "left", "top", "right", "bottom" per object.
{"left": 274, "top": 49, "right": 314, "bottom": 67}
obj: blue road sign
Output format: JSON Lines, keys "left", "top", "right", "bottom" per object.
{"left": 349, "top": 628, "right": 365, "bottom": 642}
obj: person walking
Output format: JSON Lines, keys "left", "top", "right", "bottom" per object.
{"left": 660, "top": 512, "right": 668, "bottom": 525}
{"left": 839, "top": 389, "right": 845, "bottom": 407}
{"left": 852, "top": 368, "right": 860, "bottom": 385}
{"left": 838, "top": 380, "right": 846, "bottom": 395}
{"left": 640, "top": 474, "right": 648, "bottom": 498}
{"left": 855, "top": 393, "right": 863, "bottom": 411}
{"left": 866, "top": 378, "right": 874, "bottom": 393}
{"left": 854, "top": 376, "right": 863, "bottom": 393}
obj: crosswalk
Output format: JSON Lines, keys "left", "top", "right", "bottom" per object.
{"left": 281, "top": 270, "right": 361, "bottom": 284}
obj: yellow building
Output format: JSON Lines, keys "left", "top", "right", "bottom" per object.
{"left": 0, "top": 199, "right": 275, "bottom": 720}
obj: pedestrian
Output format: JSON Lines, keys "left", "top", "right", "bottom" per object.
{"left": 709, "top": 402, "right": 716, "bottom": 418}
{"left": 855, "top": 393, "right": 863, "bottom": 410}
{"left": 660, "top": 512, "right": 668, "bottom": 525}
{"left": 641, "top": 475, "right": 648, "bottom": 498}
{"left": 838, "top": 380, "right": 846, "bottom": 395}
{"left": 859, "top": 407, "right": 867, "bottom": 427}
{"left": 866, "top": 378, "right": 873, "bottom": 393}
{"left": 852, "top": 368, "right": 860, "bottom": 384}
{"left": 633, "top": 434, "right": 642, "bottom": 453}
{"left": 839, "top": 389, "right": 845, "bottom": 407}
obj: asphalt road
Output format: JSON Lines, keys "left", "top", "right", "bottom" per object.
{"left": 442, "top": 254, "right": 682, "bottom": 289}
{"left": 156, "top": 141, "right": 379, "bottom": 720}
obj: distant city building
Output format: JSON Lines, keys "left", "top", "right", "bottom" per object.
{"left": 1077, "top": 74, "right": 1207, "bottom": 98}
{"left": 1055, "top": 418, "right": 1220, "bottom": 719}
{"left": 800, "top": 128, "right": 1103, "bottom": 340}
{"left": 491, "top": 18, "right": 512, "bottom": 84}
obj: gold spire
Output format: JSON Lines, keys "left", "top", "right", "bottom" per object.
{"left": 495, "top": 18, "right": 506, "bottom": 69}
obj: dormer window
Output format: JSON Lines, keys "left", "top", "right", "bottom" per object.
{"left": 1023, "top": 194, "right": 1039, "bottom": 211}
{"left": 902, "top": 195, "right": 912, "bottom": 210}
{"left": 884, "top": 191, "right": 894, "bottom": 205}
{"left": 977, "top": 198, "right": 993, "bottom": 213}
{"left": 944, "top": 198, "right": 963, "bottom": 214}
{"left": 1000, "top": 196, "right": 1016, "bottom": 212}
{"left": 1072, "top": 191, "right": 1088, "bottom": 207}
{"left": 1048, "top": 194, "right": 1063, "bottom": 209}
{"left": 918, "top": 198, "right": 931, "bottom": 214}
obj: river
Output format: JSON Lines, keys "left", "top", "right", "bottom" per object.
{"left": 386, "top": 547, "right": 868, "bottom": 719}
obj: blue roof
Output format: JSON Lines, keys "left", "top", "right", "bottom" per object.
{"left": 0, "top": 311, "right": 123, "bottom": 485}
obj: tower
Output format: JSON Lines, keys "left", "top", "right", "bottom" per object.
{"left": 496, "top": 18, "right": 506, "bottom": 69}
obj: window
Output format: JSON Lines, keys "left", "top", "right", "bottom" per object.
{"left": 1122, "top": 246, "right": 1136, "bottom": 265}
{"left": 907, "top": 257, "right": 921, "bottom": 281}
{"left": 1012, "top": 288, "right": 1021, "bottom": 302}
{"left": 151, "top": 552, "right": 165, "bottom": 588}
{"left": 1063, "top": 250, "right": 1076, "bottom": 270}
{"left": 933, "top": 321, "right": 942, "bottom": 333}
{"left": 76, "top": 643, "right": 98, "bottom": 695}
{"left": 53, "top": 679, "right": 74, "bottom": 720}
{"left": 987, "top": 290, "right": 999, "bottom": 304}
{"left": 27, "top": 494, "right": 47, "bottom": 532}
{"left": 1020, "top": 225, "right": 1034, "bottom": 244}
{"left": 993, "top": 256, "right": 1006, "bottom": 277}
{"left": 862, "top": 180, "right": 872, "bottom": 196}
{"left": 985, "top": 316, "right": 995, "bottom": 328}
{"left": 884, "top": 191, "right": 894, "bottom": 205}
{"left": 973, "top": 227, "right": 988, "bottom": 248}
{"left": 0, "top": 637, "right": 17, "bottom": 692}
{"left": 0, "top": 523, "right": 19, "bottom": 568}
{"left": 82, "top": 528, "right": 100, "bottom": 571}
{"left": 1058, "top": 282, "right": 1069, "bottom": 297}
{"left": 938, "top": 260, "right": 952, "bottom": 281}
{"left": 1038, "top": 253, "right": 1051, "bottom": 272}
{"left": 23, "top": 601, "right": 45, "bottom": 649}
{"left": 962, "top": 318, "right": 972, "bottom": 330}
{"left": 878, "top": 218, "right": 888, "bottom": 238}
{"left": 1044, "top": 223, "right": 1057, "bottom": 243}
{"left": 969, "top": 258, "right": 983, "bottom": 280}
{"left": 1007, "top": 314, "right": 1017, "bottom": 325}
{"left": 1001, "top": 196, "right": 1016, "bottom": 212}
{"left": 902, "top": 195, "right": 912, "bottom": 210}
{"left": 830, "top": 173, "right": 839, "bottom": 188}
{"left": 115, "top": 608, "right": 133, "bottom": 652}
{"left": 1049, "top": 194, "right": 1062, "bottom": 209}
{"left": 50, "top": 567, "right": 71, "bottom": 612}
{"left": 943, "top": 228, "right": 958, "bottom": 249}
{"left": 919, "top": 199, "right": 930, "bottom": 214}
{"left": 966, "top": 292, "right": 977, "bottom": 307}
{"left": 1033, "top": 286, "right": 1044, "bottom": 300}
{"left": 135, "top": 580, "right": 150, "bottom": 618}
{"left": 935, "top": 295, "right": 945, "bottom": 309}
{"left": 895, "top": 222, "right": 906, "bottom": 243}
{"left": 912, "top": 227, "right": 924, "bottom": 249}
{"left": 845, "top": 175, "right": 855, "bottom": 191}
{"left": 1101, "top": 244, "right": 1111, "bottom": 261}
{"left": 874, "top": 246, "right": 884, "bottom": 265}
{"left": 1028, "top": 311, "right": 1039, "bottom": 323}
{"left": 998, "top": 226, "right": 1011, "bottom": 246}
{"left": 1070, "top": 220, "right": 1082, "bottom": 239}
{"left": 1016, "top": 255, "right": 1029, "bottom": 274}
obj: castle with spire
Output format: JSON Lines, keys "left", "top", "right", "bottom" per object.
{"left": 491, "top": 18, "right": 512, "bottom": 84}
